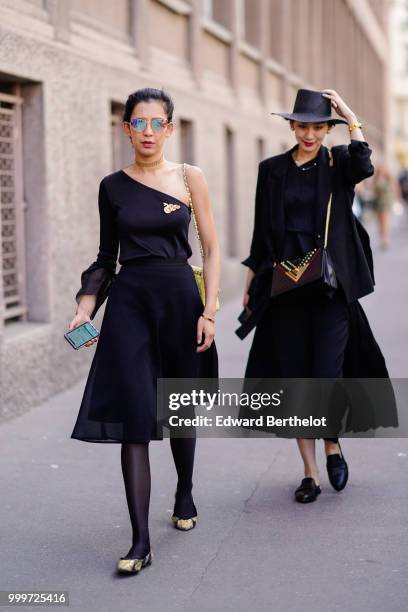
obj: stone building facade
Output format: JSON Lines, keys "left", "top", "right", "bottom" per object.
{"left": 390, "top": 0, "right": 408, "bottom": 169}
{"left": 0, "top": 0, "right": 389, "bottom": 420}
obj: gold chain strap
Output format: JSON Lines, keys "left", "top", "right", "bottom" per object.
{"left": 182, "top": 163, "right": 221, "bottom": 311}
{"left": 323, "top": 149, "right": 333, "bottom": 249}
{"left": 182, "top": 163, "right": 204, "bottom": 261}
{"left": 324, "top": 193, "right": 332, "bottom": 249}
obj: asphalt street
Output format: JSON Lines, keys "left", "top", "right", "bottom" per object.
{"left": 1, "top": 213, "right": 407, "bottom": 612}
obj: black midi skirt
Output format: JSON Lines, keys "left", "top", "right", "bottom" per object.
{"left": 71, "top": 257, "right": 219, "bottom": 444}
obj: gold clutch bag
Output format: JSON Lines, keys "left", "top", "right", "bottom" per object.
{"left": 182, "top": 163, "right": 220, "bottom": 311}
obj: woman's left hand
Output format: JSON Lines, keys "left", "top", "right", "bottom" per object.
{"left": 196, "top": 316, "right": 215, "bottom": 352}
{"left": 321, "top": 89, "right": 356, "bottom": 122}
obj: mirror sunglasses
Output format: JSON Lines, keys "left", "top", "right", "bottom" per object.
{"left": 127, "top": 117, "right": 170, "bottom": 132}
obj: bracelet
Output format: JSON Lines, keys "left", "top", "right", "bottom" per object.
{"left": 201, "top": 313, "right": 216, "bottom": 323}
{"left": 348, "top": 122, "right": 362, "bottom": 132}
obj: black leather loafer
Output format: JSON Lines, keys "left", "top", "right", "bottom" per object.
{"left": 294, "top": 477, "right": 321, "bottom": 503}
{"left": 326, "top": 451, "right": 348, "bottom": 491}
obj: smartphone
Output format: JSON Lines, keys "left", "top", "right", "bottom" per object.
{"left": 64, "top": 321, "right": 100, "bottom": 350}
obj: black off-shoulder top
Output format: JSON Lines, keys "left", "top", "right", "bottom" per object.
{"left": 75, "top": 170, "right": 192, "bottom": 319}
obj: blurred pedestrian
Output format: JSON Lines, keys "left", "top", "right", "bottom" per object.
{"left": 372, "top": 163, "right": 397, "bottom": 250}
{"left": 398, "top": 165, "right": 408, "bottom": 206}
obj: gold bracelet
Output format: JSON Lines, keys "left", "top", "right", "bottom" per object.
{"left": 201, "top": 313, "right": 216, "bottom": 323}
{"left": 348, "top": 122, "right": 362, "bottom": 132}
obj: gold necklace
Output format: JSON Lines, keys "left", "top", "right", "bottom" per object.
{"left": 134, "top": 155, "right": 164, "bottom": 168}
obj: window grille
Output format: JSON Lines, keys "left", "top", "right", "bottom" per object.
{"left": 0, "top": 91, "right": 26, "bottom": 322}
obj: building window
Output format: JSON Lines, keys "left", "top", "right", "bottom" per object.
{"left": 268, "top": 0, "right": 283, "bottom": 63}
{"left": 71, "top": 0, "right": 132, "bottom": 40}
{"left": 179, "top": 119, "right": 194, "bottom": 164}
{"left": 239, "top": 0, "right": 261, "bottom": 48}
{"left": 111, "top": 102, "right": 133, "bottom": 172}
{"left": 225, "top": 126, "right": 236, "bottom": 257}
{"left": 203, "top": 0, "right": 232, "bottom": 30}
{"left": 0, "top": 90, "right": 26, "bottom": 323}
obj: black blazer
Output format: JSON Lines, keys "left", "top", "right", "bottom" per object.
{"left": 235, "top": 141, "right": 398, "bottom": 430}
{"left": 236, "top": 139, "right": 375, "bottom": 339}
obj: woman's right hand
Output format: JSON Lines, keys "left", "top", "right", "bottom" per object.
{"left": 243, "top": 268, "right": 255, "bottom": 316}
{"left": 68, "top": 307, "right": 97, "bottom": 348}
{"left": 243, "top": 291, "right": 252, "bottom": 316}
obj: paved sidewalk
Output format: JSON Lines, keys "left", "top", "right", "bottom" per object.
{"left": 1, "top": 217, "right": 408, "bottom": 612}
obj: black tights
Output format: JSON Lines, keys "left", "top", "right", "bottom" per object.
{"left": 120, "top": 437, "right": 196, "bottom": 559}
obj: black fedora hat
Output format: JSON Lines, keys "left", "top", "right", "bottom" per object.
{"left": 271, "top": 89, "right": 348, "bottom": 125}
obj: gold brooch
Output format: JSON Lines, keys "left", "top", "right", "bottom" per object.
{"left": 163, "top": 202, "right": 181, "bottom": 214}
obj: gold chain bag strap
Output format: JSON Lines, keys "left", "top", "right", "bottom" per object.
{"left": 182, "top": 163, "right": 220, "bottom": 311}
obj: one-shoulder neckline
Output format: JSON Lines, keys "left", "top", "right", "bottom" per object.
{"left": 119, "top": 169, "right": 191, "bottom": 211}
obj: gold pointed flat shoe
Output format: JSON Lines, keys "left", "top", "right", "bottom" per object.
{"left": 117, "top": 550, "right": 153, "bottom": 574}
{"left": 172, "top": 488, "right": 198, "bottom": 530}
{"left": 171, "top": 515, "right": 197, "bottom": 531}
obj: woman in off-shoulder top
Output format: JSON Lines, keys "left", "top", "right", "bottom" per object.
{"left": 68, "top": 88, "right": 220, "bottom": 575}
